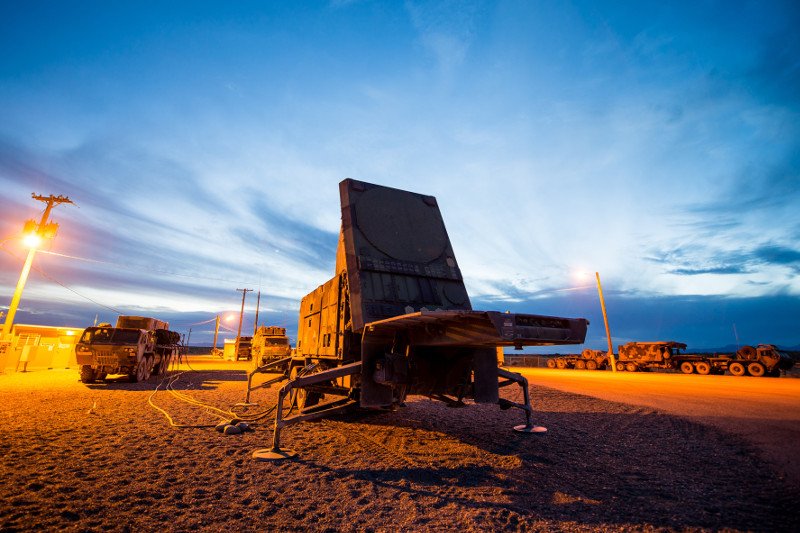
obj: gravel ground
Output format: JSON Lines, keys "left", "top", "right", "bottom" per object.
{"left": 1, "top": 357, "right": 798, "bottom": 532}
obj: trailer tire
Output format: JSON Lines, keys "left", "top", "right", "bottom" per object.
{"left": 625, "top": 362, "right": 638, "bottom": 372}
{"left": 575, "top": 360, "right": 586, "bottom": 370}
{"left": 80, "top": 365, "right": 96, "bottom": 384}
{"left": 694, "top": 362, "right": 711, "bottom": 375}
{"left": 616, "top": 362, "right": 625, "bottom": 371}
{"left": 546, "top": 359, "right": 556, "bottom": 369}
{"left": 290, "top": 366, "right": 322, "bottom": 409}
{"left": 556, "top": 359, "right": 567, "bottom": 369}
{"left": 679, "top": 361, "right": 694, "bottom": 374}
{"left": 729, "top": 362, "right": 746, "bottom": 376}
{"left": 747, "top": 362, "right": 765, "bottom": 377}
{"left": 586, "top": 360, "right": 598, "bottom": 370}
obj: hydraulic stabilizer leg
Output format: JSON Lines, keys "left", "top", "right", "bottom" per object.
{"left": 496, "top": 367, "right": 547, "bottom": 434}
{"left": 252, "top": 361, "right": 362, "bottom": 461}
{"left": 252, "top": 381, "right": 297, "bottom": 461}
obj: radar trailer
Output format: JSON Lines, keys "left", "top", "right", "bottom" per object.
{"left": 250, "top": 179, "right": 588, "bottom": 460}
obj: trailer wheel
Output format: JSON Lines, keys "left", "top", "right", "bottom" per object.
{"left": 556, "top": 359, "right": 567, "bottom": 369}
{"left": 289, "top": 366, "right": 322, "bottom": 409}
{"left": 80, "top": 365, "right": 96, "bottom": 384}
{"left": 546, "top": 359, "right": 556, "bottom": 369}
{"left": 586, "top": 360, "right": 598, "bottom": 370}
{"left": 680, "top": 362, "right": 694, "bottom": 374}
{"left": 616, "top": 362, "right": 625, "bottom": 371}
{"left": 694, "top": 362, "right": 711, "bottom": 375}
{"left": 575, "top": 360, "right": 586, "bottom": 370}
{"left": 747, "top": 362, "right": 765, "bottom": 377}
{"left": 624, "top": 362, "right": 637, "bottom": 372}
{"left": 728, "top": 362, "right": 746, "bottom": 376}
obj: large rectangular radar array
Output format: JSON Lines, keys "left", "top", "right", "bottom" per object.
{"left": 254, "top": 179, "right": 589, "bottom": 459}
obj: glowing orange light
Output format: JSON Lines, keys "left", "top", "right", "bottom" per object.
{"left": 22, "top": 233, "right": 42, "bottom": 249}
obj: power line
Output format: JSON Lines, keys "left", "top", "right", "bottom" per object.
{"left": 37, "top": 249, "right": 261, "bottom": 286}
{"left": 0, "top": 243, "right": 123, "bottom": 314}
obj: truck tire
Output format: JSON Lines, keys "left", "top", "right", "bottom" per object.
{"left": 131, "top": 360, "right": 148, "bottom": 383}
{"left": 575, "top": 360, "right": 586, "bottom": 370}
{"left": 556, "top": 359, "right": 567, "bottom": 369}
{"left": 144, "top": 356, "right": 154, "bottom": 380}
{"left": 728, "top": 362, "right": 746, "bottom": 376}
{"left": 680, "top": 361, "right": 694, "bottom": 374}
{"left": 625, "top": 362, "right": 638, "bottom": 372}
{"left": 694, "top": 362, "right": 711, "bottom": 375}
{"left": 747, "top": 362, "right": 765, "bottom": 377}
{"left": 586, "top": 360, "right": 598, "bottom": 370}
{"left": 80, "top": 365, "right": 96, "bottom": 384}
{"left": 546, "top": 359, "right": 556, "bottom": 369}
{"left": 616, "top": 362, "right": 625, "bottom": 371}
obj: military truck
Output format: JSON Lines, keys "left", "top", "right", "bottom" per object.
{"left": 614, "top": 341, "right": 793, "bottom": 377}
{"left": 250, "top": 179, "right": 588, "bottom": 460}
{"left": 548, "top": 349, "right": 609, "bottom": 370}
{"left": 75, "top": 316, "right": 181, "bottom": 383}
{"left": 236, "top": 336, "right": 253, "bottom": 361}
{"left": 251, "top": 326, "right": 292, "bottom": 368}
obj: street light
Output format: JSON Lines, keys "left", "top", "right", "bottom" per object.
{"left": 1, "top": 194, "right": 74, "bottom": 341}
{"left": 576, "top": 270, "right": 617, "bottom": 373}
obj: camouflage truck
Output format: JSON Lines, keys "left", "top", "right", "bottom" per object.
{"left": 75, "top": 316, "right": 181, "bottom": 383}
{"left": 614, "top": 341, "right": 793, "bottom": 377}
{"left": 548, "top": 349, "right": 610, "bottom": 370}
{"left": 251, "top": 326, "right": 292, "bottom": 368}
{"left": 236, "top": 336, "right": 253, "bottom": 361}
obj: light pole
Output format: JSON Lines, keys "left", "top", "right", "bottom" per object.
{"left": 234, "top": 288, "right": 252, "bottom": 359}
{"left": 2, "top": 194, "right": 73, "bottom": 340}
{"left": 594, "top": 272, "right": 617, "bottom": 373}
{"left": 212, "top": 315, "right": 221, "bottom": 355}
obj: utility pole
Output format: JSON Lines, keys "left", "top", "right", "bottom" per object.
{"left": 235, "top": 288, "right": 252, "bottom": 359}
{"left": 2, "top": 194, "right": 74, "bottom": 340}
{"left": 253, "top": 290, "right": 261, "bottom": 336}
{"left": 212, "top": 315, "right": 221, "bottom": 355}
{"left": 595, "top": 272, "right": 617, "bottom": 373}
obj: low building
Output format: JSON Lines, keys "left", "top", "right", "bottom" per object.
{"left": 0, "top": 324, "right": 83, "bottom": 372}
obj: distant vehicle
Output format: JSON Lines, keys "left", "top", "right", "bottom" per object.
{"left": 236, "top": 336, "right": 253, "bottom": 361}
{"left": 75, "top": 316, "right": 181, "bottom": 383}
{"left": 549, "top": 341, "right": 794, "bottom": 377}
{"left": 251, "top": 326, "right": 291, "bottom": 368}
{"left": 548, "top": 349, "right": 609, "bottom": 370}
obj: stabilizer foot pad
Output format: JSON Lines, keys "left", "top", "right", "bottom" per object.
{"left": 513, "top": 424, "right": 547, "bottom": 434}
{"left": 252, "top": 448, "right": 297, "bottom": 461}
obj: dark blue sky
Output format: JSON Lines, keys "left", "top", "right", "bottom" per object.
{"left": 1, "top": 1, "right": 798, "bottom": 349}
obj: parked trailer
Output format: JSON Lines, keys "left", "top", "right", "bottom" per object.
{"left": 615, "top": 342, "right": 793, "bottom": 377}
{"left": 548, "top": 349, "right": 609, "bottom": 370}
{"left": 549, "top": 342, "right": 794, "bottom": 377}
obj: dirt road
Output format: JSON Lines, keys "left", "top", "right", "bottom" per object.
{"left": 1, "top": 360, "right": 798, "bottom": 531}
{"left": 518, "top": 367, "right": 800, "bottom": 487}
